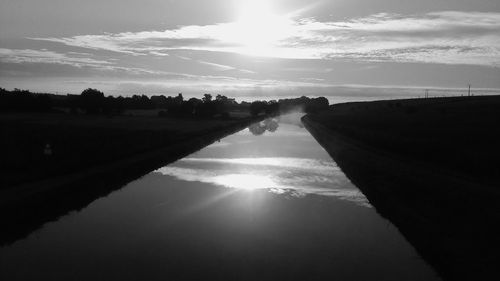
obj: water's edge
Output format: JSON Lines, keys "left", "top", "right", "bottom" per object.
{"left": 0, "top": 117, "right": 264, "bottom": 246}
{"left": 302, "top": 114, "right": 500, "bottom": 280}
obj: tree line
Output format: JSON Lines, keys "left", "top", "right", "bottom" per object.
{"left": 0, "top": 88, "right": 329, "bottom": 117}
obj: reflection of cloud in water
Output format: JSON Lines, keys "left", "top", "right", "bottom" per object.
{"left": 206, "top": 141, "right": 232, "bottom": 148}
{"left": 208, "top": 140, "right": 253, "bottom": 148}
{"left": 155, "top": 157, "right": 371, "bottom": 207}
{"left": 238, "top": 129, "right": 310, "bottom": 137}
{"left": 183, "top": 157, "right": 338, "bottom": 173}
{"left": 213, "top": 174, "right": 275, "bottom": 190}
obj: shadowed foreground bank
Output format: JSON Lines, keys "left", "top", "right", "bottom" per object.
{"left": 0, "top": 116, "right": 440, "bottom": 281}
{"left": 302, "top": 96, "right": 500, "bottom": 280}
{"left": 0, "top": 113, "right": 264, "bottom": 245}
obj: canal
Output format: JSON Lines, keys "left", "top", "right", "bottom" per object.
{"left": 0, "top": 114, "right": 440, "bottom": 280}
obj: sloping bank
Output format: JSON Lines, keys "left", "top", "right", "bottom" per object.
{"left": 0, "top": 116, "right": 264, "bottom": 246}
{"left": 302, "top": 113, "right": 500, "bottom": 281}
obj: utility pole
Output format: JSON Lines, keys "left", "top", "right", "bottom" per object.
{"left": 468, "top": 84, "right": 471, "bottom": 97}
{"left": 425, "top": 89, "right": 429, "bottom": 99}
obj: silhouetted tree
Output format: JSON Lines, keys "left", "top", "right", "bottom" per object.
{"left": 250, "top": 101, "right": 267, "bottom": 116}
{"left": 174, "top": 93, "right": 184, "bottom": 104}
{"left": 265, "top": 100, "right": 280, "bottom": 115}
{"left": 79, "top": 88, "right": 105, "bottom": 114}
{"left": 0, "top": 88, "right": 53, "bottom": 112}
{"left": 202, "top": 94, "right": 212, "bottom": 103}
{"left": 197, "top": 101, "right": 216, "bottom": 118}
{"left": 277, "top": 96, "right": 329, "bottom": 114}
{"left": 151, "top": 95, "right": 168, "bottom": 108}
{"left": 305, "top": 97, "right": 329, "bottom": 113}
{"left": 182, "top": 98, "right": 202, "bottom": 115}
{"left": 2, "top": 87, "right": 328, "bottom": 118}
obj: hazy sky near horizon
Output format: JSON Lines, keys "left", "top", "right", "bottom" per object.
{"left": 1, "top": 0, "right": 499, "bottom": 101}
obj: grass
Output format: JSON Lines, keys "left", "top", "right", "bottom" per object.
{"left": 0, "top": 111, "right": 254, "bottom": 188}
{"left": 307, "top": 95, "right": 500, "bottom": 185}
{"left": 0, "top": 110, "right": 260, "bottom": 245}
{"left": 303, "top": 95, "right": 500, "bottom": 280}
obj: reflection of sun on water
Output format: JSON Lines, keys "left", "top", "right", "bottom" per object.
{"left": 213, "top": 174, "right": 275, "bottom": 191}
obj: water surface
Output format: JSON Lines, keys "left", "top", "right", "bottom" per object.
{"left": 0, "top": 114, "right": 440, "bottom": 281}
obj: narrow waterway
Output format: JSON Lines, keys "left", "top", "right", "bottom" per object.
{"left": 0, "top": 114, "right": 440, "bottom": 281}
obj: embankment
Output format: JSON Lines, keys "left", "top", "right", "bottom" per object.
{"left": 0, "top": 114, "right": 264, "bottom": 246}
{"left": 302, "top": 96, "right": 500, "bottom": 281}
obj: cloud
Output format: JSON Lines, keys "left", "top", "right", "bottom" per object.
{"left": 31, "top": 11, "right": 500, "bottom": 66}
{"left": 0, "top": 48, "right": 111, "bottom": 67}
{"left": 155, "top": 156, "right": 371, "bottom": 207}
{"left": 176, "top": 55, "right": 256, "bottom": 73}
{"left": 0, "top": 48, "right": 232, "bottom": 78}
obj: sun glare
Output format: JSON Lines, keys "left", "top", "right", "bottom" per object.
{"left": 213, "top": 174, "right": 275, "bottom": 191}
{"left": 225, "top": 0, "right": 293, "bottom": 57}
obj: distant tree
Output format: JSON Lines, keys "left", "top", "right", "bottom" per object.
{"left": 81, "top": 88, "right": 104, "bottom": 98}
{"left": 140, "top": 95, "right": 152, "bottom": 109}
{"left": 276, "top": 96, "right": 329, "bottom": 114}
{"left": 202, "top": 94, "right": 213, "bottom": 104}
{"left": 214, "top": 94, "right": 231, "bottom": 116}
{"left": 151, "top": 95, "right": 168, "bottom": 108}
{"left": 102, "top": 96, "right": 124, "bottom": 115}
{"left": 305, "top": 97, "right": 329, "bottom": 113}
{"left": 0, "top": 88, "right": 53, "bottom": 112}
{"left": 315, "top": 97, "right": 329, "bottom": 108}
{"left": 265, "top": 100, "right": 279, "bottom": 114}
{"left": 250, "top": 101, "right": 267, "bottom": 116}
{"left": 79, "top": 88, "right": 105, "bottom": 114}
{"left": 182, "top": 97, "right": 202, "bottom": 115}
{"left": 215, "top": 94, "right": 227, "bottom": 103}
{"left": 174, "top": 93, "right": 184, "bottom": 104}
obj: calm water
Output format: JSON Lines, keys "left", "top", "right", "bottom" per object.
{"left": 0, "top": 114, "right": 440, "bottom": 281}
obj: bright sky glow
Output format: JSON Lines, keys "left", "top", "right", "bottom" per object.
{"left": 0, "top": 0, "right": 499, "bottom": 97}
{"left": 215, "top": 1, "right": 296, "bottom": 57}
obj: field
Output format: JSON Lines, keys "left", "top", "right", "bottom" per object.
{"left": 307, "top": 95, "right": 500, "bottom": 185}
{"left": 0, "top": 111, "right": 260, "bottom": 245}
{"left": 0, "top": 112, "right": 253, "bottom": 188}
{"left": 303, "top": 96, "right": 500, "bottom": 280}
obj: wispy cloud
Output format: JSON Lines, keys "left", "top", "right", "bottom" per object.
{"left": 0, "top": 48, "right": 230, "bottom": 78}
{"left": 32, "top": 11, "right": 500, "bottom": 66}
{"left": 0, "top": 48, "right": 111, "bottom": 67}
{"left": 176, "top": 55, "right": 256, "bottom": 73}
{"left": 182, "top": 157, "right": 339, "bottom": 173}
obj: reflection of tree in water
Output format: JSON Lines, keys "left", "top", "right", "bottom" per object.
{"left": 264, "top": 118, "right": 279, "bottom": 132}
{"left": 248, "top": 118, "right": 279, "bottom": 136}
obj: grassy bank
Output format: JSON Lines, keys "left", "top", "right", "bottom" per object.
{"left": 307, "top": 96, "right": 500, "bottom": 185}
{"left": 0, "top": 111, "right": 263, "bottom": 245}
{"left": 1, "top": 112, "right": 259, "bottom": 188}
{"left": 302, "top": 96, "right": 500, "bottom": 280}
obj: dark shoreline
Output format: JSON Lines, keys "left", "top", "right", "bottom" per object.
{"left": 0, "top": 116, "right": 265, "bottom": 246}
{"left": 302, "top": 99, "right": 500, "bottom": 281}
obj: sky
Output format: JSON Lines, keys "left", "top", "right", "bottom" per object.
{"left": 1, "top": 0, "right": 499, "bottom": 102}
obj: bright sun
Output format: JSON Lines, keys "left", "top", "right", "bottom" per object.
{"left": 214, "top": 174, "right": 275, "bottom": 191}
{"left": 225, "top": 0, "right": 293, "bottom": 56}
